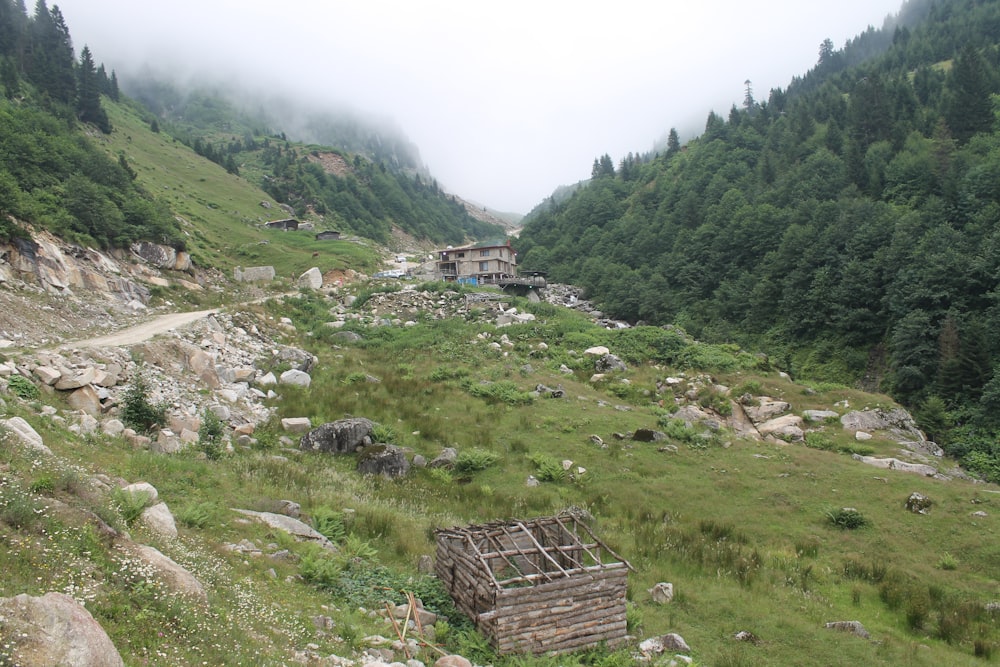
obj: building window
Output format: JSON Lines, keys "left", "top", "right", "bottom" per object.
{"left": 480, "top": 249, "right": 491, "bottom": 257}
{"left": 457, "top": 252, "right": 465, "bottom": 258}
{"left": 479, "top": 261, "right": 489, "bottom": 271}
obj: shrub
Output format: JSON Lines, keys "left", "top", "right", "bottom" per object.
{"left": 198, "top": 408, "right": 225, "bottom": 460}
{"left": 371, "top": 423, "right": 396, "bottom": 443}
{"left": 466, "top": 380, "right": 534, "bottom": 405}
{"left": 528, "top": 452, "right": 566, "bottom": 482}
{"left": 826, "top": 507, "right": 869, "bottom": 530}
{"left": 937, "top": 552, "right": 959, "bottom": 570}
{"left": 121, "top": 372, "right": 166, "bottom": 434}
{"left": 311, "top": 507, "right": 348, "bottom": 543}
{"left": 7, "top": 375, "right": 39, "bottom": 400}
{"left": 453, "top": 449, "right": 499, "bottom": 474}
{"left": 112, "top": 487, "right": 153, "bottom": 526}
{"left": 176, "top": 502, "right": 216, "bottom": 529}
{"left": 0, "top": 480, "right": 42, "bottom": 529}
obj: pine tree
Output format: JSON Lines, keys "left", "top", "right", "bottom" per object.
{"left": 76, "top": 45, "right": 110, "bottom": 132}
{"left": 947, "top": 45, "right": 995, "bottom": 143}
{"left": 665, "top": 128, "right": 680, "bottom": 157}
{"left": 26, "top": 0, "right": 75, "bottom": 106}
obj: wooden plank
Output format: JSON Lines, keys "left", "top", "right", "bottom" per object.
{"left": 512, "top": 520, "right": 571, "bottom": 577}
{"left": 498, "top": 618, "right": 627, "bottom": 650}
{"left": 496, "top": 565, "right": 627, "bottom": 600}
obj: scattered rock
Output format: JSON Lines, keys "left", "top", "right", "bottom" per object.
{"left": 824, "top": 620, "right": 870, "bottom": 639}
{"left": 356, "top": 444, "right": 410, "bottom": 478}
{"left": 649, "top": 582, "right": 674, "bottom": 604}
{"left": 128, "top": 544, "right": 208, "bottom": 603}
{"left": 633, "top": 428, "right": 666, "bottom": 442}
{"left": 429, "top": 447, "right": 458, "bottom": 469}
{"left": 232, "top": 509, "right": 337, "bottom": 551}
{"left": 852, "top": 455, "right": 937, "bottom": 477}
{"left": 905, "top": 492, "right": 932, "bottom": 514}
{"left": 0, "top": 592, "right": 124, "bottom": 667}
{"left": 281, "top": 417, "right": 312, "bottom": 433}
{"left": 279, "top": 369, "right": 311, "bottom": 387}
{"left": 141, "top": 502, "right": 178, "bottom": 538}
{"left": 300, "top": 418, "right": 374, "bottom": 454}
{"left": 1, "top": 416, "right": 52, "bottom": 456}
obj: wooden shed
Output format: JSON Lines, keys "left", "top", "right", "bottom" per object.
{"left": 434, "top": 512, "right": 633, "bottom": 655}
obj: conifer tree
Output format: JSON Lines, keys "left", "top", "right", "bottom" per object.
{"left": 76, "top": 45, "right": 110, "bottom": 132}
{"left": 26, "top": 0, "right": 75, "bottom": 106}
{"left": 947, "top": 45, "right": 995, "bottom": 143}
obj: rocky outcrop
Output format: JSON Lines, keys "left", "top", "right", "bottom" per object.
{"left": 841, "top": 408, "right": 925, "bottom": 442}
{"left": 0, "top": 232, "right": 196, "bottom": 303}
{"left": 0, "top": 592, "right": 125, "bottom": 667}
{"left": 127, "top": 544, "right": 208, "bottom": 603}
{"left": 300, "top": 418, "right": 374, "bottom": 454}
{"left": 233, "top": 265, "right": 275, "bottom": 282}
{"left": 357, "top": 444, "right": 410, "bottom": 478}
{"left": 1, "top": 416, "right": 52, "bottom": 455}
{"left": 129, "top": 242, "right": 192, "bottom": 273}
{"left": 232, "top": 509, "right": 336, "bottom": 550}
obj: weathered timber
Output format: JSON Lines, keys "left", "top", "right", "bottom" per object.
{"left": 435, "top": 512, "right": 632, "bottom": 655}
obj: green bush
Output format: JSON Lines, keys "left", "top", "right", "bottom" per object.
{"left": 111, "top": 487, "right": 153, "bottom": 526}
{"left": 198, "top": 408, "right": 225, "bottom": 460}
{"left": 121, "top": 372, "right": 166, "bottom": 434}
{"left": 311, "top": 507, "right": 348, "bottom": 543}
{"left": 176, "top": 502, "right": 216, "bottom": 529}
{"left": 528, "top": 452, "right": 566, "bottom": 482}
{"left": 826, "top": 507, "right": 870, "bottom": 530}
{"left": 453, "top": 449, "right": 499, "bottom": 474}
{"left": 466, "top": 380, "right": 534, "bottom": 405}
{"left": 7, "top": 375, "right": 39, "bottom": 400}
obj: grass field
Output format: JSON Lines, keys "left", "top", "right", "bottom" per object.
{"left": 3, "top": 288, "right": 997, "bottom": 666}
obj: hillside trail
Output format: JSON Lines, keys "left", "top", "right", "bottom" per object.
{"left": 52, "top": 308, "right": 220, "bottom": 351}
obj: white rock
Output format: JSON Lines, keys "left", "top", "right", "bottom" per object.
{"left": 584, "top": 346, "right": 610, "bottom": 356}
{"left": 122, "top": 482, "right": 159, "bottom": 504}
{"left": 1, "top": 417, "right": 52, "bottom": 455}
{"left": 281, "top": 417, "right": 312, "bottom": 433}
{"left": 141, "top": 502, "right": 178, "bottom": 538}
{"left": 279, "top": 369, "right": 311, "bottom": 387}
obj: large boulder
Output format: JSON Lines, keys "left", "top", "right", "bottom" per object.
{"left": 127, "top": 544, "right": 207, "bottom": 603}
{"left": 1, "top": 417, "right": 52, "bottom": 456}
{"left": 357, "top": 444, "right": 410, "bottom": 478}
{"left": 297, "top": 267, "right": 323, "bottom": 290}
{"left": 841, "top": 408, "right": 924, "bottom": 441}
{"left": 300, "top": 418, "right": 374, "bottom": 454}
{"left": 232, "top": 509, "right": 336, "bottom": 550}
{"left": 743, "top": 398, "right": 790, "bottom": 424}
{"left": 0, "top": 592, "right": 124, "bottom": 667}
{"left": 595, "top": 353, "right": 627, "bottom": 373}
{"left": 279, "top": 369, "right": 311, "bottom": 387}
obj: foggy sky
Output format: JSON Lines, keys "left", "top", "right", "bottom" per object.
{"left": 55, "top": 0, "right": 903, "bottom": 214}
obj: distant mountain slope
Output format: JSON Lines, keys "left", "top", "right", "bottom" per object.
{"left": 515, "top": 0, "right": 1000, "bottom": 472}
{"left": 122, "top": 75, "right": 504, "bottom": 245}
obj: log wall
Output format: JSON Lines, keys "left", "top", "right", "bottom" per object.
{"left": 481, "top": 565, "right": 628, "bottom": 655}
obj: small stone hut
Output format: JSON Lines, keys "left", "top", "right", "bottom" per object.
{"left": 434, "top": 512, "right": 633, "bottom": 655}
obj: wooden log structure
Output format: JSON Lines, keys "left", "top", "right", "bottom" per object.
{"left": 434, "top": 513, "right": 634, "bottom": 655}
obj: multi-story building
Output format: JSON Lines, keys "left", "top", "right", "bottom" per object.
{"left": 436, "top": 239, "right": 516, "bottom": 284}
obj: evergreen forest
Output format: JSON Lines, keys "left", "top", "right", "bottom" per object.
{"left": 0, "top": 0, "right": 502, "bottom": 250}
{"left": 515, "top": 0, "right": 1000, "bottom": 478}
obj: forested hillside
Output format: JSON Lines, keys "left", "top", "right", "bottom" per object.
{"left": 124, "top": 78, "right": 503, "bottom": 245}
{"left": 0, "top": 0, "right": 182, "bottom": 249}
{"left": 516, "top": 0, "right": 1000, "bottom": 478}
{"left": 0, "top": 0, "right": 502, "bottom": 252}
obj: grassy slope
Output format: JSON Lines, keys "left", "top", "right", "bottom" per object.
{"left": 90, "top": 100, "right": 380, "bottom": 279}
{"left": 1, "top": 290, "right": 998, "bottom": 665}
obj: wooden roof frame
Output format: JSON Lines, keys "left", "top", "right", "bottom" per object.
{"left": 435, "top": 511, "right": 634, "bottom": 591}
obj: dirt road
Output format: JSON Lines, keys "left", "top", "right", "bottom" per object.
{"left": 56, "top": 308, "right": 219, "bottom": 350}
